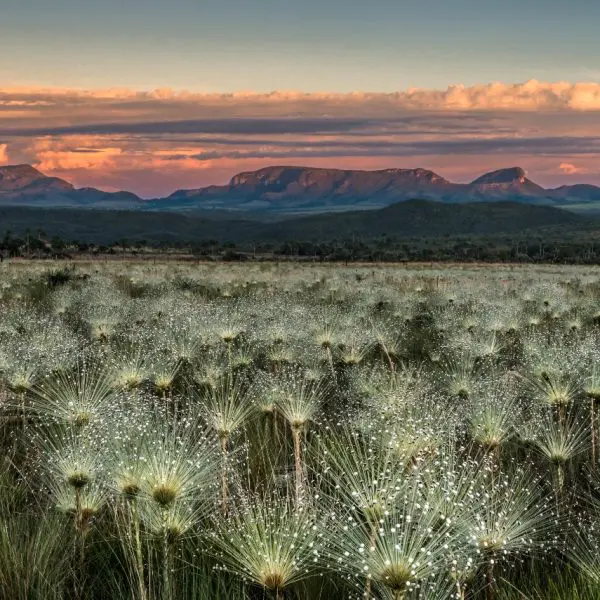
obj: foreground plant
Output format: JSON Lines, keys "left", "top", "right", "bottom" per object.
{"left": 275, "top": 374, "right": 327, "bottom": 505}
{"left": 31, "top": 364, "right": 116, "bottom": 429}
{"left": 45, "top": 436, "right": 105, "bottom": 600}
{"left": 333, "top": 479, "right": 461, "bottom": 600}
{"left": 461, "top": 467, "right": 555, "bottom": 600}
{"left": 111, "top": 441, "right": 149, "bottom": 600}
{"left": 199, "top": 375, "right": 253, "bottom": 515}
{"left": 584, "top": 368, "right": 600, "bottom": 464}
{"left": 533, "top": 412, "right": 589, "bottom": 502}
{"left": 211, "top": 496, "right": 328, "bottom": 600}
{"left": 142, "top": 417, "right": 219, "bottom": 600}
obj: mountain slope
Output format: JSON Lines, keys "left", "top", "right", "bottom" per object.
{"left": 0, "top": 165, "right": 143, "bottom": 209}
{"left": 467, "top": 166, "right": 547, "bottom": 202}
{"left": 258, "top": 199, "right": 589, "bottom": 241}
{"left": 471, "top": 167, "right": 530, "bottom": 185}
{"left": 0, "top": 164, "right": 74, "bottom": 195}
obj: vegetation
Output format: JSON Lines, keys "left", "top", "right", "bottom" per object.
{"left": 2, "top": 201, "right": 600, "bottom": 264}
{"left": 7, "top": 225, "right": 600, "bottom": 264}
{"left": 4, "top": 260, "right": 600, "bottom": 598}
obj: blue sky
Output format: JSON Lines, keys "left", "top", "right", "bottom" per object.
{"left": 2, "top": 0, "right": 599, "bottom": 91}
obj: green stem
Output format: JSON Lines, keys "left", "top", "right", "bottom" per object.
{"left": 130, "top": 498, "right": 147, "bottom": 600}
{"left": 380, "top": 343, "right": 396, "bottom": 383}
{"left": 555, "top": 462, "right": 564, "bottom": 517}
{"left": 75, "top": 488, "right": 82, "bottom": 529}
{"left": 364, "top": 522, "right": 378, "bottom": 599}
{"left": 74, "top": 487, "right": 86, "bottom": 600}
{"left": 221, "top": 435, "right": 229, "bottom": 516}
{"left": 557, "top": 463, "right": 564, "bottom": 493}
{"left": 325, "top": 347, "right": 336, "bottom": 383}
{"left": 162, "top": 509, "right": 171, "bottom": 600}
{"left": 591, "top": 397, "right": 597, "bottom": 466}
{"left": 292, "top": 427, "right": 303, "bottom": 506}
{"left": 485, "top": 560, "right": 495, "bottom": 600}
{"left": 20, "top": 390, "right": 26, "bottom": 434}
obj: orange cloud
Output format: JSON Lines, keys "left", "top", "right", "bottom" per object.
{"left": 0, "top": 144, "right": 8, "bottom": 164}
{"left": 31, "top": 136, "right": 123, "bottom": 171}
{"left": 2, "top": 80, "right": 600, "bottom": 114}
{"left": 13, "top": 135, "right": 218, "bottom": 194}
{"left": 559, "top": 162, "right": 589, "bottom": 175}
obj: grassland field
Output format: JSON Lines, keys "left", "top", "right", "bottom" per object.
{"left": 2, "top": 259, "right": 600, "bottom": 599}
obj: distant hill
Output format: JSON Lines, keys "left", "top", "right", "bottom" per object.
{"left": 0, "top": 164, "right": 142, "bottom": 209}
{"left": 3, "top": 163, "right": 600, "bottom": 216}
{"left": 0, "top": 164, "right": 74, "bottom": 194}
{"left": 0, "top": 200, "right": 593, "bottom": 246}
{"left": 261, "top": 199, "right": 590, "bottom": 241}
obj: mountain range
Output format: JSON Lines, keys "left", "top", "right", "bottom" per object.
{"left": 3, "top": 164, "right": 600, "bottom": 216}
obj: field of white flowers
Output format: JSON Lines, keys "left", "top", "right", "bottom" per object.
{"left": 4, "top": 260, "right": 600, "bottom": 600}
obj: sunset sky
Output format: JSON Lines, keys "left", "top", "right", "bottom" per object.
{"left": 2, "top": 0, "right": 600, "bottom": 197}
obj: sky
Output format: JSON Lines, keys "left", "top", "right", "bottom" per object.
{"left": 2, "top": 0, "right": 600, "bottom": 197}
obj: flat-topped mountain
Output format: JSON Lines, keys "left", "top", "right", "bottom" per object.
{"left": 166, "top": 166, "right": 454, "bottom": 211}
{"left": 224, "top": 165, "right": 450, "bottom": 192}
{"left": 2, "top": 163, "right": 600, "bottom": 215}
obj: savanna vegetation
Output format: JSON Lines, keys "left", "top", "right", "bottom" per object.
{"left": 3, "top": 200, "right": 600, "bottom": 264}
{"left": 4, "top": 260, "right": 600, "bottom": 599}
{"left": 6, "top": 227, "right": 600, "bottom": 264}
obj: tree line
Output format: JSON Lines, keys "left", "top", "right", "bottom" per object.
{"left": 3, "top": 229, "right": 600, "bottom": 264}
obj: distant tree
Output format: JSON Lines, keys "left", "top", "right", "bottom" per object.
{"left": 50, "top": 236, "right": 66, "bottom": 251}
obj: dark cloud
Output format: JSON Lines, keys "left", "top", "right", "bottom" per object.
{"left": 402, "top": 136, "right": 600, "bottom": 155}
{"left": 0, "top": 118, "right": 387, "bottom": 137}
{"left": 0, "top": 112, "right": 513, "bottom": 138}
{"left": 182, "top": 136, "right": 600, "bottom": 161}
